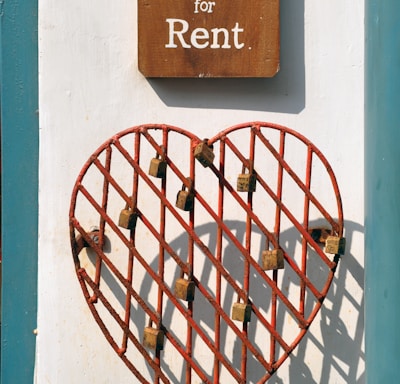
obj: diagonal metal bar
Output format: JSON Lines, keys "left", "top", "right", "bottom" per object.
{"left": 220, "top": 135, "right": 336, "bottom": 273}
{"left": 72, "top": 191, "right": 254, "bottom": 381}
{"left": 252, "top": 126, "right": 340, "bottom": 234}
{"left": 114, "top": 137, "right": 311, "bottom": 328}
{"left": 78, "top": 268, "right": 170, "bottom": 384}
{"left": 111, "top": 138, "right": 298, "bottom": 347}
{"left": 73, "top": 218, "right": 215, "bottom": 383}
{"left": 69, "top": 124, "right": 344, "bottom": 383}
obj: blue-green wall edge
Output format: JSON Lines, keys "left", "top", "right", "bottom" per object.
{"left": 0, "top": 0, "right": 39, "bottom": 383}
{"left": 365, "top": 0, "right": 400, "bottom": 382}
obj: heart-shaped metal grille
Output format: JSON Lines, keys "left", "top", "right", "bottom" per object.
{"left": 70, "top": 122, "right": 344, "bottom": 383}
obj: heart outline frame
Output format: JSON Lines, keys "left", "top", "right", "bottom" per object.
{"left": 70, "top": 122, "right": 344, "bottom": 383}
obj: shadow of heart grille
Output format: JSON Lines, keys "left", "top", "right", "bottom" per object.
{"left": 69, "top": 122, "right": 344, "bottom": 383}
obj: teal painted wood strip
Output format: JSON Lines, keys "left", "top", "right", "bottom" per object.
{"left": 0, "top": 0, "right": 39, "bottom": 382}
{"left": 365, "top": 0, "right": 400, "bottom": 382}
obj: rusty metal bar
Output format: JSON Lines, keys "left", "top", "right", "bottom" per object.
{"left": 155, "top": 128, "right": 169, "bottom": 383}
{"left": 186, "top": 138, "right": 196, "bottom": 384}
{"left": 138, "top": 130, "right": 319, "bottom": 317}
{"left": 111, "top": 138, "right": 300, "bottom": 342}
{"left": 209, "top": 139, "right": 330, "bottom": 299}
{"left": 299, "top": 146, "right": 313, "bottom": 316}
{"left": 221, "top": 135, "right": 335, "bottom": 273}
{"left": 121, "top": 132, "right": 141, "bottom": 355}
{"left": 270, "top": 129, "right": 286, "bottom": 365}
{"left": 73, "top": 219, "right": 214, "bottom": 383}
{"left": 253, "top": 128, "right": 339, "bottom": 234}
{"left": 214, "top": 139, "right": 225, "bottom": 384}
{"left": 91, "top": 145, "right": 112, "bottom": 302}
{"left": 75, "top": 180, "right": 274, "bottom": 375}
{"left": 73, "top": 180, "right": 258, "bottom": 380}
{"left": 69, "top": 123, "right": 344, "bottom": 383}
{"left": 240, "top": 129, "right": 256, "bottom": 381}
{"left": 78, "top": 269, "right": 170, "bottom": 384}
{"left": 101, "top": 139, "right": 307, "bottom": 341}
{"left": 210, "top": 122, "right": 343, "bottom": 237}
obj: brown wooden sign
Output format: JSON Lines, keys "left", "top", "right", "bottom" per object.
{"left": 138, "top": 0, "right": 280, "bottom": 78}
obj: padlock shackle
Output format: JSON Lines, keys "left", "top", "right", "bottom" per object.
{"left": 124, "top": 196, "right": 136, "bottom": 211}
{"left": 179, "top": 263, "right": 193, "bottom": 279}
{"left": 236, "top": 290, "right": 249, "bottom": 304}
{"left": 241, "top": 159, "right": 254, "bottom": 175}
{"left": 147, "top": 314, "right": 162, "bottom": 330}
{"left": 156, "top": 145, "right": 166, "bottom": 161}
{"left": 181, "top": 177, "right": 194, "bottom": 192}
{"left": 202, "top": 138, "right": 213, "bottom": 150}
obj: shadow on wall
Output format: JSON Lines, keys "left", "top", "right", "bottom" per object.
{"left": 93, "top": 218, "right": 363, "bottom": 382}
{"left": 267, "top": 220, "right": 365, "bottom": 384}
{"left": 146, "top": 0, "right": 305, "bottom": 113}
{"left": 123, "top": 219, "right": 363, "bottom": 384}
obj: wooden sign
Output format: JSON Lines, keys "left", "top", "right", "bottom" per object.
{"left": 138, "top": 0, "right": 280, "bottom": 78}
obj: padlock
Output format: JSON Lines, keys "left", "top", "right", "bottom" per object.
{"left": 237, "top": 162, "right": 256, "bottom": 192}
{"left": 118, "top": 201, "right": 138, "bottom": 230}
{"left": 325, "top": 236, "right": 346, "bottom": 255}
{"left": 143, "top": 326, "right": 164, "bottom": 351}
{"left": 261, "top": 249, "right": 284, "bottom": 270}
{"left": 175, "top": 178, "right": 194, "bottom": 211}
{"left": 174, "top": 277, "right": 196, "bottom": 302}
{"left": 148, "top": 149, "right": 167, "bottom": 178}
{"left": 194, "top": 139, "right": 215, "bottom": 168}
{"left": 231, "top": 302, "right": 252, "bottom": 323}
{"left": 308, "top": 227, "right": 332, "bottom": 244}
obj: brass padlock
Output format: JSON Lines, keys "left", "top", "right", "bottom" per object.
{"left": 175, "top": 178, "right": 194, "bottom": 211}
{"left": 174, "top": 277, "right": 195, "bottom": 302}
{"left": 118, "top": 201, "right": 138, "bottom": 230}
{"left": 237, "top": 162, "right": 256, "bottom": 192}
{"left": 325, "top": 236, "right": 346, "bottom": 255}
{"left": 143, "top": 326, "right": 164, "bottom": 351}
{"left": 194, "top": 139, "right": 214, "bottom": 168}
{"left": 262, "top": 249, "right": 284, "bottom": 271}
{"left": 232, "top": 302, "right": 252, "bottom": 323}
{"left": 148, "top": 148, "right": 167, "bottom": 178}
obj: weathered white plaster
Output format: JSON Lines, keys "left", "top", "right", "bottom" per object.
{"left": 37, "top": 0, "right": 364, "bottom": 382}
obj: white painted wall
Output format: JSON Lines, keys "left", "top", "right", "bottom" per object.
{"left": 37, "top": 1, "right": 364, "bottom": 383}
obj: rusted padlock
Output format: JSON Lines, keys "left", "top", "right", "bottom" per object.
{"left": 261, "top": 248, "right": 284, "bottom": 271}
{"left": 175, "top": 178, "right": 194, "bottom": 211}
{"left": 118, "top": 200, "right": 138, "bottom": 230}
{"left": 174, "top": 277, "right": 196, "bottom": 302}
{"left": 194, "top": 139, "right": 214, "bottom": 168}
{"left": 237, "top": 161, "right": 256, "bottom": 192}
{"left": 143, "top": 323, "right": 164, "bottom": 351}
{"left": 148, "top": 147, "right": 167, "bottom": 178}
{"left": 325, "top": 235, "right": 346, "bottom": 255}
{"left": 232, "top": 301, "right": 252, "bottom": 323}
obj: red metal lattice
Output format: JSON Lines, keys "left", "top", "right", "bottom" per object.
{"left": 69, "top": 122, "right": 344, "bottom": 383}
